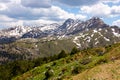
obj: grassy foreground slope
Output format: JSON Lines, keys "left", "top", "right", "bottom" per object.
{"left": 71, "top": 60, "right": 120, "bottom": 80}
{"left": 13, "top": 43, "right": 120, "bottom": 80}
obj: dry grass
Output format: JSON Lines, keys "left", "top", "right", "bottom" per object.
{"left": 71, "top": 60, "right": 120, "bottom": 80}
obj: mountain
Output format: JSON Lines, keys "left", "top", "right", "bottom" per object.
{"left": 0, "top": 17, "right": 120, "bottom": 64}
{"left": 12, "top": 43, "right": 120, "bottom": 80}
{"left": 0, "top": 17, "right": 111, "bottom": 41}
{"left": 0, "top": 26, "right": 32, "bottom": 43}
{"left": 56, "top": 17, "right": 109, "bottom": 35}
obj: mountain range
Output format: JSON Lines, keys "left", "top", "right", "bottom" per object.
{"left": 0, "top": 17, "right": 119, "bottom": 42}
{"left": 0, "top": 17, "right": 120, "bottom": 64}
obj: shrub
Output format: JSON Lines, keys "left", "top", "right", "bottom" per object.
{"left": 70, "top": 47, "right": 79, "bottom": 55}
{"left": 71, "top": 65, "right": 83, "bottom": 75}
{"left": 58, "top": 50, "right": 67, "bottom": 59}
{"left": 95, "top": 57, "right": 108, "bottom": 65}
{"left": 80, "top": 57, "right": 92, "bottom": 65}
{"left": 44, "top": 68, "right": 54, "bottom": 80}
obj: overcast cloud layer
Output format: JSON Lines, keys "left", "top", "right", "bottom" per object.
{"left": 0, "top": 0, "right": 120, "bottom": 28}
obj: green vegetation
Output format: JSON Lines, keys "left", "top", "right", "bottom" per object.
{"left": 10, "top": 42, "right": 120, "bottom": 80}
{"left": 0, "top": 38, "right": 76, "bottom": 64}
{"left": 0, "top": 46, "right": 79, "bottom": 80}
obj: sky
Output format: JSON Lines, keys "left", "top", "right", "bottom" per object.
{"left": 0, "top": 0, "right": 120, "bottom": 29}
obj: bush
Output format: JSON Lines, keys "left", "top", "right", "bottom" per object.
{"left": 71, "top": 65, "right": 83, "bottom": 75}
{"left": 95, "top": 57, "right": 108, "bottom": 65}
{"left": 44, "top": 67, "right": 54, "bottom": 80}
{"left": 58, "top": 50, "right": 67, "bottom": 59}
{"left": 70, "top": 47, "right": 79, "bottom": 55}
{"left": 80, "top": 57, "right": 92, "bottom": 65}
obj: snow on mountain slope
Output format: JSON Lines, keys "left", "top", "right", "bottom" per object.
{"left": 0, "top": 26, "right": 32, "bottom": 38}
{"left": 72, "top": 27, "right": 120, "bottom": 48}
{"left": 0, "top": 17, "right": 119, "bottom": 44}
{"left": 40, "top": 23, "right": 60, "bottom": 32}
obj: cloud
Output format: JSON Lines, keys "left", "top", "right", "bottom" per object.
{"left": 0, "top": 3, "right": 7, "bottom": 10}
{"left": 102, "top": 0, "right": 120, "bottom": 4}
{"left": 0, "top": 0, "right": 10, "bottom": 3}
{"left": 21, "top": 0, "right": 51, "bottom": 8}
{"left": 80, "top": 3, "right": 120, "bottom": 18}
{"left": 81, "top": 3, "right": 111, "bottom": 17}
{"left": 56, "top": 0, "right": 100, "bottom": 6}
{"left": 0, "top": 20, "right": 24, "bottom": 29}
{"left": 0, "top": 2, "right": 86, "bottom": 21}
{"left": 0, "top": 15, "right": 14, "bottom": 22}
{"left": 112, "top": 19, "right": 120, "bottom": 26}
{"left": 111, "top": 6, "right": 120, "bottom": 15}
{"left": 0, "top": 3, "right": 86, "bottom": 28}
{"left": 0, "top": 15, "right": 23, "bottom": 28}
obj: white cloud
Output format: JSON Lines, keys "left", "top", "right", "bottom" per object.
{"left": 111, "top": 6, "right": 120, "bottom": 15}
{"left": 81, "top": 3, "right": 111, "bottom": 17}
{"left": 112, "top": 20, "right": 120, "bottom": 26}
{"left": 0, "top": 20, "right": 24, "bottom": 29}
{"left": 81, "top": 2, "right": 120, "bottom": 18}
{"left": 23, "top": 19, "right": 58, "bottom": 26}
{"left": 0, "top": 15, "right": 13, "bottom": 22}
{"left": 0, "top": 2, "right": 86, "bottom": 21}
{"left": 0, "top": 3, "right": 7, "bottom": 11}
{"left": 21, "top": 0, "right": 51, "bottom": 8}
{"left": 48, "top": 6, "right": 86, "bottom": 20}
{"left": 0, "top": 3, "right": 86, "bottom": 28}
{"left": 0, "top": 0, "right": 120, "bottom": 29}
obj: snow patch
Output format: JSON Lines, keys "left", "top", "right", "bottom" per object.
{"left": 104, "top": 37, "right": 110, "bottom": 41}
{"left": 93, "top": 29, "right": 98, "bottom": 33}
{"left": 91, "top": 34, "right": 94, "bottom": 37}
{"left": 73, "top": 36, "right": 81, "bottom": 48}
{"left": 95, "top": 41, "right": 99, "bottom": 45}
{"left": 98, "top": 32, "right": 103, "bottom": 36}
{"left": 113, "top": 32, "right": 120, "bottom": 37}
{"left": 98, "top": 28, "right": 102, "bottom": 31}
{"left": 84, "top": 36, "right": 91, "bottom": 43}
{"left": 111, "top": 28, "right": 120, "bottom": 37}
{"left": 112, "top": 28, "right": 115, "bottom": 32}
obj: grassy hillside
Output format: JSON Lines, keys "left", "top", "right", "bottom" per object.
{"left": 71, "top": 60, "right": 120, "bottom": 80}
{"left": 13, "top": 42, "right": 120, "bottom": 80}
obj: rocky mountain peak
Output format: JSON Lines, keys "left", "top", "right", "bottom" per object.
{"left": 85, "top": 17, "right": 108, "bottom": 29}
{"left": 59, "top": 18, "right": 75, "bottom": 29}
{"left": 65, "top": 18, "right": 74, "bottom": 23}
